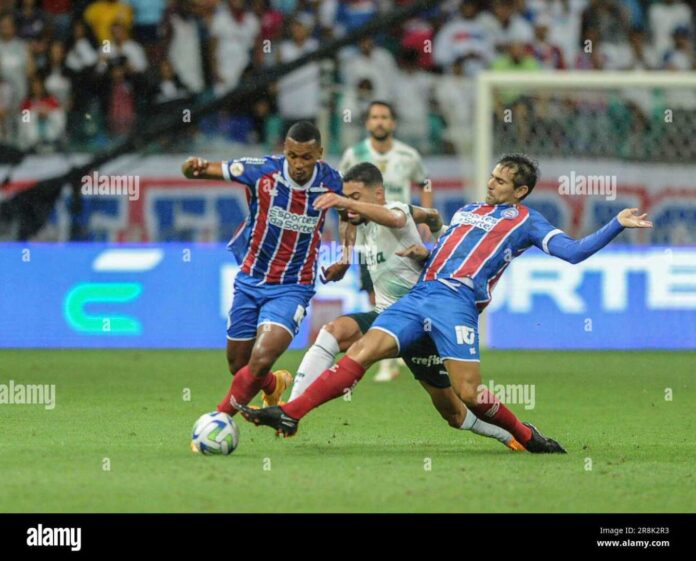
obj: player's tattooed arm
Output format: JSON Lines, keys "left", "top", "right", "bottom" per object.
{"left": 182, "top": 157, "right": 224, "bottom": 180}
{"left": 321, "top": 217, "right": 355, "bottom": 283}
{"left": 396, "top": 243, "right": 430, "bottom": 263}
{"left": 314, "top": 193, "right": 407, "bottom": 229}
{"left": 418, "top": 180, "right": 433, "bottom": 209}
{"left": 410, "top": 205, "right": 444, "bottom": 234}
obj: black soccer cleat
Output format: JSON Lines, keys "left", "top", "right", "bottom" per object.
{"left": 522, "top": 422, "right": 567, "bottom": 454}
{"left": 238, "top": 404, "right": 299, "bottom": 437}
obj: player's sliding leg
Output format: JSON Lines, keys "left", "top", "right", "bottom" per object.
{"left": 418, "top": 382, "right": 523, "bottom": 451}
{"left": 400, "top": 335, "right": 522, "bottom": 450}
{"left": 240, "top": 327, "right": 400, "bottom": 435}
{"left": 217, "top": 323, "right": 293, "bottom": 415}
{"left": 444, "top": 359, "right": 565, "bottom": 453}
{"left": 289, "top": 316, "right": 363, "bottom": 401}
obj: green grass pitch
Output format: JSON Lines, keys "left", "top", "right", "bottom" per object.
{"left": 0, "top": 349, "right": 693, "bottom": 513}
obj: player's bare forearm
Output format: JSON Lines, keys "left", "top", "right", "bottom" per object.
{"left": 410, "top": 205, "right": 443, "bottom": 233}
{"left": 338, "top": 217, "right": 356, "bottom": 265}
{"left": 181, "top": 157, "right": 224, "bottom": 180}
{"left": 420, "top": 182, "right": 433, "bottom": 209}
{"left": 314, "top": 193, "right": 407, "bottom": 228}
{"left": 344, "top": 199, "right": 407, "bottom": 228}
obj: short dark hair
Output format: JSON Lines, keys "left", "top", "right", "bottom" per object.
{"left": 496, "top": 153, "right": 539, "bottom": 199}
{"left": 286, "top": 121, "right": 321, "bottom": 145}
{"left": 343, "top": 162, "right": 383, "bottom": 188}
{"left": 366, "top": 100, "right": 397, "bottom": 121}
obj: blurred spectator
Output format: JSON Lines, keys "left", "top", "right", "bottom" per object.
{"left": 334, "top": 0, "right": 379, "bottom": 35}
{"left": 400, "top": 16, "right": 435, "bottom": 70}
{"left": 19, "top": 74, "right": 66, "bottom": 150}
{"left": 529, "top": 13, "right": 566, "bottom": 69}
{"left": 663, "top": 26, "right": 695, "bottom": 70}
{"left": 580, "top": 0, "right": 629, "bottom": 46}
{"left": 65, "top": 18, "right": 98, "bottom": 75}
{"left": 41, "top": 0, "right": 73, "bottom": 40}
{"left": 153, "top": 59, "right": 189, "bottom": 106}
{"left": 392, "top": 48, "right": 433, "bottom": 152}
{"left": 0, "top": 13, "right": 30, "bottom": 110}
{"left": 339, "top": 76, "right": 374, "bottom": 148}
{"left": 602, "top": 26, "right": 658, "bottom": 70}
{"left": 96, "top": 21, "right": 147, "bottom": 75}
{"left": 106, "top": 62, "right": 135, "bottom": 136}
{"left": 480, "top": 0, "right": 534, "bottom": 51}
{"left": 83, "top": 0, "right": 133, "bottom": 44}
{"left": 276, "top": 16, "right": 320, "bottom": 133}
{"left": 125, "top": 0, "right": 166, "bottom": 65}
{"left": 45, "top": 39, "right": 71, "bottom": 108}
{"left": 0, "top": 69, "right": 15, "bottom": 143}
{"left": 15, "top": 0, "right": 46, "bottom": 40}
{"left": 575, "top": 26, "right": 606, "bottom": 69}
{"left": 164, "top": 0, "right": 206, "bottom": 94}
{"left": 527, "top": 0, "right": 586, "bottom": 66}
{"left": 435, "top": 55, "right": 476, "bottom": 156}
{"left": 342, "top": 36, "right": 398, "bottom": 102}
{"left": 210, "top": 0, "right": 260, "bottom": 95}
{"left": 125, "top": 0, "right": 165, "bottom": 42}
{"left": 251, "top": 0, "right": 283, "bottom": 43}
{"left": 29, "top": 31, "right": 50, "bottom": 74}
{"left": 434, "top": 0, "right": 493, "bottom": 70}
{"left": 649, "top": 0, "right": 693, "bottom": 61}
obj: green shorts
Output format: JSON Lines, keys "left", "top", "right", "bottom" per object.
{"left": 344, "top": 311, "right": 451, "bottom": 389}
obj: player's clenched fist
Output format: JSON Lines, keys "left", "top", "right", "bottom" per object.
{"left": 182, "top": 157, "right": 210, "bottom": 178}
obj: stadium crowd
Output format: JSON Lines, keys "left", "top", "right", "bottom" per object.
{"left": 0, "top": 0, "right": 694, "bottom": 156}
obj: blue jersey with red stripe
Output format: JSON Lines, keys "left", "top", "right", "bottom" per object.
{"left": 222, "top": 155, "right": 342, "bottom": 285}
{"left": 422, "top": 203, "right": 560, "bottom": 309}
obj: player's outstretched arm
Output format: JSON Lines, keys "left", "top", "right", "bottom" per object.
{"left": 314, "top": 193, "right": 406, "bottom": 229}
{"left": 181, "top": 157, "right": 224, "bottom": 180}
{"left": 547, "top": 208, "right": 652, "bottom": 265}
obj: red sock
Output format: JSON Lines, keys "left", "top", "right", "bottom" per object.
{"left": 283, "top": 356, "right": 366, "bottom": 420}
{"left": 469, "top": 388, "right": 533, "bottom": 444}
{"left": 216, "top": 366, "right": 275, "bottom": 415}
{"left": 261, "top": 373, "right": 276, "bottom": 395}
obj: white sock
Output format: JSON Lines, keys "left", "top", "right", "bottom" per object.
{"left": 460, "top": 408, "right": 514, "bottom": 445}
{"left": 289, "top": 328, "right": 340, "bottom": 401}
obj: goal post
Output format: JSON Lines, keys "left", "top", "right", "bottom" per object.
{"left": 475, "top": 71, "right": 696, "bottom": 203}
{"left": 473, "top": 71, "right": 696, "bottom": 350}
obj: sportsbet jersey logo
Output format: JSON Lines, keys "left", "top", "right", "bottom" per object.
{"left": 269, "top": 206, "right": 319, "bottom": 234}
{"left": 452, "top": 211, "right": 499, "bottom": 232}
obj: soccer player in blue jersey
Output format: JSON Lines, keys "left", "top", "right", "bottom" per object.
{"left": 241, "top": 153, "right": 654, "bottom": 452}
{"left": 181, "top": 121, "right": 345, "bottom": 416}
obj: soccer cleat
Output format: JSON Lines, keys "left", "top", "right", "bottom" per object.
{"left": 506, "top": 437, "right": 526, "bottom": 452}
{"left": 522, "top": 422, "right": 567, "bottom": 454}
{"left": 262, "top": 370, "right": 293, "bottom": 408}
{"left": 238, "top": 404, "right": 299, "bottom": 437}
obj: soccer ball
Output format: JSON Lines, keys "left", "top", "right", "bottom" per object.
{"left": 191, "top": 411, "right": 240, "bottom": 455}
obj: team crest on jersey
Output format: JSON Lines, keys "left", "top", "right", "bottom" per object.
{"left": 502, "top": 207, "right": 519, "bottom": 220}
{"left": 230, "top": 161, "right": 245, "bottom": 176}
